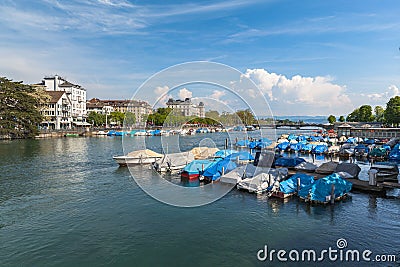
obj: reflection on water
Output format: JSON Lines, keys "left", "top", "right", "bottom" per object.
{"left": 0, "top": 134, "right": 400, "bottom": 266}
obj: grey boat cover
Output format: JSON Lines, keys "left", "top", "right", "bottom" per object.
{"left": 315, "top": 161, "right": 339, "bottom": 174}
{"left": 254, "top": 151, "right": 275, "bottom": 167}
{"left": 236, "top": 168, "right": 288, "bottom": 192}
{"left": 335, "top": 163, "right": 361, "bottom": 178}
{"left": 220, "top": 164, "right": 270, "bottom": 184}
{"left": 222, "top": 165, "right": 288, "bottom": 186}
{"left": 336, "top": 171, "right": 353, "bottom": 179}
{"left": 295, "top": 161, "right": 318, "bottom": 172}
{"left": 154, "top": 151, "right": 195, "bottom": 171}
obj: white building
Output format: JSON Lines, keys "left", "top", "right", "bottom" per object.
{"left": 40, "top": 75, "right": 87, "bottom": 124}
{"left": 166, "top": 98, "right": 205, "bottom": 118}
{"left": 40, "top": 91, "right": 72, "bottom": 130}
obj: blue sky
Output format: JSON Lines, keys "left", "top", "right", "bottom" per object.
{"left": 0, "top": 0, "right": 399, "bottom": 116}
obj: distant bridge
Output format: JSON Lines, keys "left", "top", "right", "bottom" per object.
{"left": 258, "top": 123, "right": 330, "bottom": 129}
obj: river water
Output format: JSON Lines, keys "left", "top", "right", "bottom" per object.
{"left": 1, "top": 131, "right": 399, "bottom": 266}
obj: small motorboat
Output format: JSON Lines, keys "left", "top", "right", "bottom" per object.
{"left": 298, "top": 173, "right": 352, "bottom": 204}
{"left": 153, "top": 151, "right": 195, "bottom": 172}
{"left": 113, "top": 149, "right": 163, "bottom": 166}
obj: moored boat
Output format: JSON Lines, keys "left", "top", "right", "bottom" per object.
{"left": 113, "top": 149, "right": 163, "bottom": 166}
{"left": 153, "top": 151, "right": 195, "bottom": 172}
{"left": 181, "top": 159, "right": 215, "bottom": 179}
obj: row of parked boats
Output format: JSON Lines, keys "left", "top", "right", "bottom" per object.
{"left": 96, "top": 127, "right": 243, "bottom": 137}
{"left": 236, "top": 134, "right": 400, "bottom": 161}
{"left": 113, "top": 136, "right": 399, "bottom": 204}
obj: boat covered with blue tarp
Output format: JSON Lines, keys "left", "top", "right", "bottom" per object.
{"left": 236, "top": 140, "right": 250, "bottom": 147}
{"left": 181, "top": 159, "right": 216, "bottom": 179}
{"left": 226, "top": 151, "right": 254, "bottom": 162}
{"left": 276, "top": 142, "right": 290, "bottom": 151}
{"left": 389, "top": 144, "right": 400, "bottom": 161}
{"left": 312, "top": 144, "right": 328, "bottom": 154}
{"left": 274, "top": 157, "right": 306, "bottom": 168}
{"left": 214, "top": 149, "right": 238, "bottom": 158}
{"left": 203, "top": 158, "right": 237, "bottom": 181}
{"left": 289, "top": 143, "right": 304, "bottom": 152}
{"left": 298, "top": 173, "right": 352, "bottom": 203}
{"left": 279, "top": 173, "right": 315, "bottom": 195}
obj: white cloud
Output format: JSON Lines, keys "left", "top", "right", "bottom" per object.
{"left": 243, "top": 68, "right": 353, "bottom": 115}
{"left": 154, "top": 85, "right": 171, "bottom": 106}
{"left": 363, "top": 85, "right": 399, "bottom": 102}
{"left": 178, "top": 88, "right": 192, "bottom": 99}
{"left": 353, "top": 84, "right": 400, "bottom": 108}
{"left": 210, "top": 90, "right": 226, "bottom": 100}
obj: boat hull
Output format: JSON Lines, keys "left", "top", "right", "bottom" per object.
{"left": 113, "top": 156, "right": 161, "bottom": 166}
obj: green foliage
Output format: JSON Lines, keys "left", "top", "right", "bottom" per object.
{"left": 146, "top": 108, "right": 173, "bottom": 126}
{"left": 87, "top": 111, "right": 106, "bottom": 126}
{"left": 0, "top": 77, "right": 43, "bottom": 138}
{"left": 124, "top": 112, "right": 136, "bottom": 126}
{"left": 384, "top": 96, "right": 400, "bottom": 126}
{"left": 327, "top": 115, "right": 336, "bottom": 124}
{"left": 374, "top": 106, "right": 385, "bottom": 122}
{"left": 205, "top": 110, "right": 220, "bottom": 120}
{"left": 346, "top": 105, "right": 373, "bottom": 122}
{"left": 110, "top": 111, "right": 125, "bottom": 126}
{"left": 339, "top": 115, "right": 346, "bottom": 122}
{"left": 235, "top": 109, "right": 256, "bottom": 125}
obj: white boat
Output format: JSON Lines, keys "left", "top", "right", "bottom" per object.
{"left": 95, "top": 130, "right": 108, "bottom": 136}
{"left": 134, "top": 131, "right": 147, "bottom": 136}
{"left": 153, "top": 151, "right": 195, "bottom": 172}
{"left": 113, "top": 149, "right": 163, "bottom": 166}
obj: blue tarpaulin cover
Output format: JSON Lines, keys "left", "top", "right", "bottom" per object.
{"left": 289, "top": 143, "right": 304, "bottom": 151}
{"left": 214, "top": 149, "right": 238, "bottom": 158}
{"left": 236, "top": 140, "right": 250, "bottom": 147}
{"left": 183, "top": 159, "right": 215, "bottom": 175}
{"left": 276, "top": 142, "right": 290, "bottom": 151}
{"left": 275, "top": 157, "right": 306, "bottom": 167}
{"left": 279, "top": 173, "right": 315, "bottom": 194}
{"left": 203, "top": 158, "right": 238, "bottom": 181}
{"left": 389, "top": 144, "right": 400, "bottom": 161}
{"left": 312, "top": 144, "right": 328, "bottom": 154}
{"left": 298, "top": 173, "right": 352, "bottom": 202}
{"left": 226, "top": 151, "right": 254, "bottom": 161}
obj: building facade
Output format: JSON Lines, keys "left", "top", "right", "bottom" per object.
{"left": 166, "top": 98, "right": 205, "bottom": 118}
{"left": 40, "top": 91, "right": 72, "bottom": 130}
{"left": 87, "top": 98, "right": 153, "bottom": 124}
{"left": 39, "top": 75, "right": 87, "bottom": 124}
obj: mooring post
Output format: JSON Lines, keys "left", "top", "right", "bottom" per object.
{"left": 297, "top": 177, "right": 301, "bottom": 192}
{"left": 222, "top": 166, "right": 225, "bottom": 176}
{"left": 330, "top": 184, "right": 335, "bottom": 204}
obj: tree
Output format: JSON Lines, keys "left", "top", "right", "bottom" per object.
{"left": 124, "top": 112, "right": 136, "bottom": 127}
{"left": 0, "top": 77, "right": 43, "bottom": 138}
{"left": 346, "top": 105, "right": 373, "bottom": 122}
{"left": 235, "top": 109, "right": 256, "bottom": 125}
{"left": 339, "top": 115, "right": 346, "bottom": 122}
{"left": 205, "top": 110, "right": 220, "bottom": 120}
{"left": 110, "top": 111, "right": 125, "bottom": 126}
{"left": 87, "top": 111, "right": 106, "bottom": 127}
{"left": 359, "top": 105, "right": 373, "bottom": 122}
{"left": 327, "top": 115, "right": 336, "bottom": 124}
{"left": 384, "top": 96, "right": 400, "bottom": 126}
{"left": 346, "top": 108, "right": 360, "bottom": 122}
{"left": 374, "top": 106, "right": 385, "bottom": 122}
